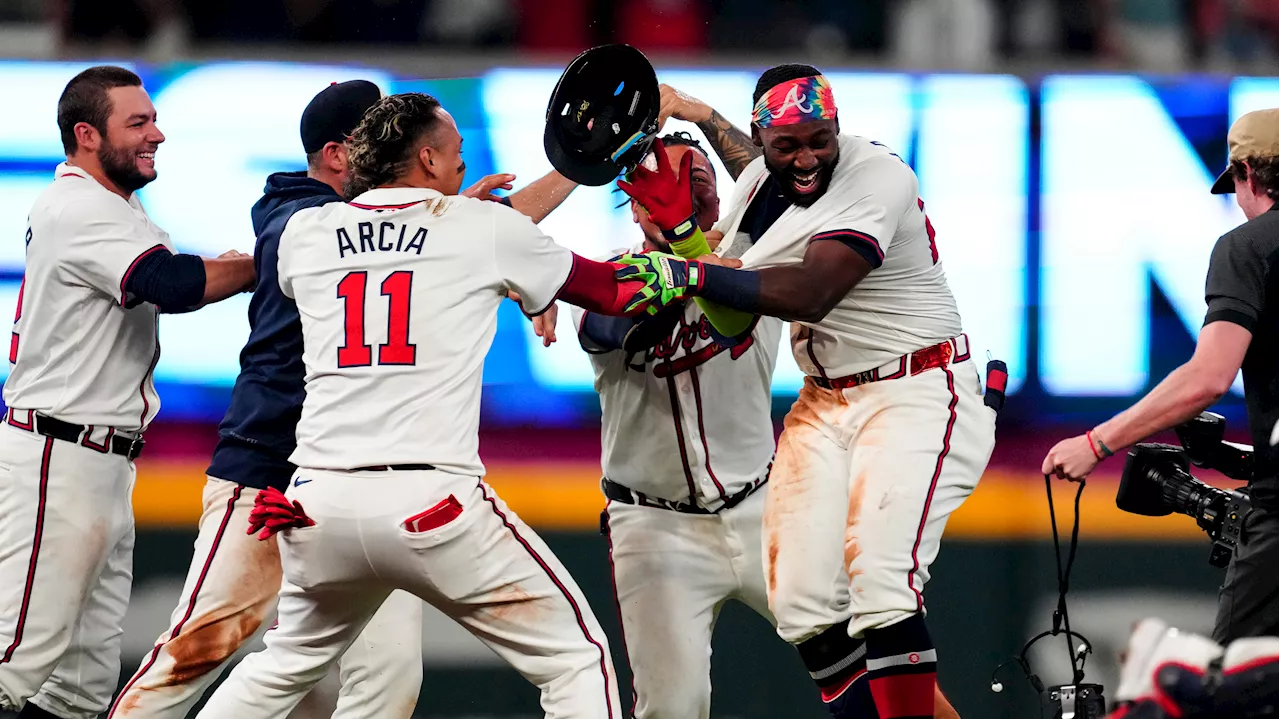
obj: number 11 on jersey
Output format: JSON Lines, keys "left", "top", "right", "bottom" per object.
{"left": 336, "top": 270, "right": 416, "bottom": 368}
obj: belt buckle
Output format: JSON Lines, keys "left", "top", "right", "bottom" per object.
{"left": 126, "top": 435, "right": 145, "bottom": 459}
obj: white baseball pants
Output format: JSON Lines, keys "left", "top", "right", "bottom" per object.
{"left": 765, "top": 359, "right": 996, "bottom": 643}
{"left": 196, "top": 469, "right": 621, "bottom": 719}
{"left": 604, "top": 485, "right": 773, "bottom": 719}
{"left": 0, "top": 421, "right": 135, "bottom": 719}
{"left": 109, "top": 477, "right": 424, "bottom": 719}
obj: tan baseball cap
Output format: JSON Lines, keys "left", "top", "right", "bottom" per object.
{"left": 1211, "top": 108, "right": 1279, "bottom": 194}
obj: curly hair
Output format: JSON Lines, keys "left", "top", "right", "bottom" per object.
{"left": 660, "top": 130, "right": 711, "bottom": 162}
{"left": 343, "top": 93, "right": 443, "bottom": 200}
{"left": 1230, "top": 155, "right": 1279, "bottom": 201}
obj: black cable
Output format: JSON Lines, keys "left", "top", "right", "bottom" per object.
{"left": 1045, "top": 473, "right": 1088, "bottom": 685}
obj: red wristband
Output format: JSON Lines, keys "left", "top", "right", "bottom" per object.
{"left": 1085, "top": 430, "right": 1103, "bottom": 461}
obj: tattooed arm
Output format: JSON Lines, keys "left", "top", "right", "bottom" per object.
{"left": 658, "top": 84, "right": 762, "bottom": 180}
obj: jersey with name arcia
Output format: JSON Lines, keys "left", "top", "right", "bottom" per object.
{"left": 725, "top": 134, "right": 963, "bottom": 379}
{"left": 4, "top": 163, "right": 168, "bottom": 431}
{"left": 571, "top": 238, "right": 780, "bottom": 509}
{"left": 278, "top": 187, "right": 573, "bottom": 475}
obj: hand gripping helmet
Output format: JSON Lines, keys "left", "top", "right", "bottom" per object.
{"left": 543, "top": 44, "right": 661, "bottom": 186}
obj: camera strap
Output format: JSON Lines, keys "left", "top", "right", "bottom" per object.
{"left": 990, "top": 477, "right": 1100, "bottom": 715}
{"left": 1046, "top": 473, "right": 1088, "bottom": 686}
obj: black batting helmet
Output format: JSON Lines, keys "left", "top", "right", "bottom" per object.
{"left": 543, "top": 44, "right": 661, "bottom": 187}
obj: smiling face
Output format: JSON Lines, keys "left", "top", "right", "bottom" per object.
{"left": 632, "top": 143, "right": 720, "bottom": 248}
{"left": 95, "top": 85, "right": 165, "bottom": 193}
{"left": 755, "top": 118, "right": 840, "bottom": 207}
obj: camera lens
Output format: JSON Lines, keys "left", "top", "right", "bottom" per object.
{"left": 1150, "top": 464, "right": 1226, "bottom": 533}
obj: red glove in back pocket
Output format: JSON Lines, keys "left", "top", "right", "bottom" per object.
{"left": 403, "top": 495, "right": 463, "bottom": 533}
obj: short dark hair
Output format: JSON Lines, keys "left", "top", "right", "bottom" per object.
{"left": 344, "top": 93, "right": 444, "bottom": 199}
{"left": 753, "top": 63, "right": 822, "bottom": 105}
{"left": 1230, "top": 156, "right": 1279, "bottom": 201}
{"left": 660, "top": 131, "right": 711, "bottom": 162}
{"left": 57, "top": 66, "right": 143, "bottom": 155}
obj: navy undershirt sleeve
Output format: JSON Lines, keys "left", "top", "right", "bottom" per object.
{"left": 698, "top": 263, "right": 763, "bottom": 314}
{"left": 123, "top": 250, "right": 206, "bottom": 312}
{"left": 579, "top": 312, "right": 644, "bottom": 352}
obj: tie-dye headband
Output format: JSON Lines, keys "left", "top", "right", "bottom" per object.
{"left": 751, "top": 75, "right": 838, "bottom": 128}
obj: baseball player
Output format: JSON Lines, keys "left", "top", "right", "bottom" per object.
{"left": 109, "top": 80, "right": 582, "bottom": 719}
{"left": 193, "top": 92, "right": 679, "bottom": 719}
{"left": 617, "top": 65, "right": 996, "bottom": 719}
{"left": 556, "top": 131, "right": 784, "bottom": 718}
{"left": 0, "top": 66, "right": 255, "bottom": 719}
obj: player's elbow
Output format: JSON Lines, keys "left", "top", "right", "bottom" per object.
{"left": 791, "top": 289, "right": 841, "bottom": 324}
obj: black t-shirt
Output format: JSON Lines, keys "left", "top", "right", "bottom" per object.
{"left": 1204, "top": 203, "right": 1278, "bottom": 509}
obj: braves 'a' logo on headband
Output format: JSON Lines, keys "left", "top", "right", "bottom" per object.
{"left": 751, "top": 75, "right": 838, "bottom": 128}
{"left": 776, "top": 85, "right": 813, "bottom": 117}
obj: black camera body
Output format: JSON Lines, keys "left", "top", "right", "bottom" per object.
{"left": 1116, "top": 412, "right": 1255, "bottom": 567}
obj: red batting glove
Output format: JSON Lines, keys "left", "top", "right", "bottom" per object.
{"left": 617, "top": 139, "right": 699, "bottom": 240}
{"left": 246, "top": 487, "right": 316, "bottom": 541}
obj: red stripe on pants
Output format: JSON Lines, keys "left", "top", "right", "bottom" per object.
{"left": 907, "top": 366, "right": 958, "bottom": 610}
{"left": 478, "top": 483, "right": 614, "bottom": 718}
{"left": 108, "top": 484, "right": 244, "bottom": 716}
{"left": 0, "top": 437, "right": 54, "bottom": 664}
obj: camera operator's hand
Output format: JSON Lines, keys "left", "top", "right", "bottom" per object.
{"left": 1042, "top": 431, "right": 1111, "bottom": 481}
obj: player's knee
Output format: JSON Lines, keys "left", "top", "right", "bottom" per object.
{"left": 635, "top": 685, "right": 710, "bottom": 719}
{"left": 383, "top": 655, "right": 422, "bottom": 706}
{"left": 164, "top": 607, "right": 269, "bottom": 684}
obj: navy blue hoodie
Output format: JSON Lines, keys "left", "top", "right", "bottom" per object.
{"left": 206, "top": 172, "right": 341, "bottom": 491}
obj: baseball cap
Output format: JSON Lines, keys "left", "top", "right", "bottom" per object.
{"left": 1210, "top": 108, "right": 1279, "bottom": 195}
{"left": 300, "top": 80, "right": 383, "bottom": 154}
{"left": 543, "top": 44, "right": 661, "bottom": 186}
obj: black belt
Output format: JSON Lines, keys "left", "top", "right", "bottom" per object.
{"left": 352, "top": 463, "right": 437, "bottom": 472}
{"left": 7, "top": 411, "right": 144, "bottom": 460}
{"left": 603, "top": 475, "right": 767, "bottom": 515}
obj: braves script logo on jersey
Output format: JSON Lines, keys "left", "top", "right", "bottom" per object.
{"left": 629, "top": 314, "right": 756, "bottom": 377}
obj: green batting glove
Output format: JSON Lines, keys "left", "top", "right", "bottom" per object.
{"left": 615, "top": 252, "right": 704, "bottom": 315}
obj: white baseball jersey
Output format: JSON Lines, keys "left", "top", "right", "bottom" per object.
{"left": 278, "top": 187, "right": 573, "bottom": 475}
{"left": 725, "top": 135, "right": 962, "bottom": 379}
{"left": 571, "top": 240, "right": 781, "bottom": 508}
{"left": 5, "top": 163, "right": 170, "bottom": 432}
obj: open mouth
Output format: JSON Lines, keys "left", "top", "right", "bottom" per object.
{"left": 791, "top": 169, "right": 820, "bottom": 194}
{"left": 138, "top": 151, "right": 155, "bottom": 168}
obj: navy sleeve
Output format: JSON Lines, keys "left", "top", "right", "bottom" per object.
{"left": 810, "top": 229, "right": 884, "bottom": 269}
{"left": 579, "top": 312, "right": 643, "bottom": 353}
{"left": 123, "top": 250, "right": 206, "bottom": 311}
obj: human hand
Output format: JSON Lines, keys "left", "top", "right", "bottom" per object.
{"left": 614, "top": 252, "right": 702, "bottom": 315}
{"left": 1041, "top": 433, "right": 1105, "bottom": 481}
{"left": 532, "top": 303, "right": 558, "bottom": 346}
{"left": 463, "top": 173, "right": 516, "bottom": 202}
{"left": 617, "top": 140, "right": 697, "bottom": 237}
{"left": 658, "top": 84, "right": 713, "bottom": 129}
{"left": 246, "top": 487, "right": 315, "bottom": 541}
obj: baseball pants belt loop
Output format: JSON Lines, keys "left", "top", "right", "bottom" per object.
{"left": 602, "top": 474, "right": 769, "bottom": 515}
{"left": 811, "top": 333, "right": 971, "bottom": 391}
{"left": 350, "top": 463, "right": 438, "bottom": 472}
{"left": 6, "top": 408, "right": 144, "bottom": 459}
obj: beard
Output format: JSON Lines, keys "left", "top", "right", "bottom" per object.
{"left": 98, "top": 140, "right": 155, "bottom": 194}
{"left": 764, "top": 152, "right": 839, "bottom": 208}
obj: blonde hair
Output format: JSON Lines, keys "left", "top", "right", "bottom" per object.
{"left": 343, "top": 93, "right": 442, "bottom": 200}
